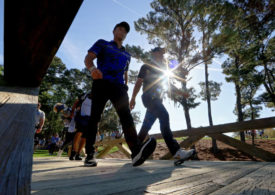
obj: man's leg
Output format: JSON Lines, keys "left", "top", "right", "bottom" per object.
{"left": 110, "top": 84, "right": 156, "bottom": 166}
{"left": 110, "top": 84, "right": 139, "bottom": 152}
{"left": 78, "top": 137, "right": 86, "bottom": 154}
{"left": 73, "top": 132, "right": 82, "bottom": 153}
{"left": 138, "top": 110, "right": 157, "bottom": 143}
{"left": 147, "top": 98, "right": 180, "bottom": 155}
{"left": 84, "top": 80, "right": 108, "bottom": 166}
{"left": 148, "top": 99, "right": 195, "bottom": 165}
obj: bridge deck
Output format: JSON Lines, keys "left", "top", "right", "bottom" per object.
{"left": 31, "top": 158, "right": 275, "bottom": 195}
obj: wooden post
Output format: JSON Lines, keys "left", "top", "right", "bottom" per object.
{"left": 115, "top": 143, "right": 131, "bottom": 158}
{"left": 210, "top": 134, "right": 275, "bottom": 161}
{"left": 0, "top": 87, "right": 39, "bottom": 194}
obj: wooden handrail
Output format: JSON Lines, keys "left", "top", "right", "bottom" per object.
{"left": 151, "top": 117, "right": 275, "bottom": 139}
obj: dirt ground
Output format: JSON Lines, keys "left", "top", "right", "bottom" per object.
{"left": 105, "top": 139, "right": 275, "bottom": 161}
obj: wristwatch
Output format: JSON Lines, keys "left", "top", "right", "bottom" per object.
{"left": 88, "top": 66, "right": 96, "bottom": 72}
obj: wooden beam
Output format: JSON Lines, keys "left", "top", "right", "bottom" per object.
{"left": 115, "top": 143, "right": 131, "bottom": 158}
{"left": 4, "top": 0, "right": 83, "bottom": 87}
{"left": 209, "top": 134, "right": 275, "bottom": 162}
{"left": 160, "top": 135, "right": 204, "bottom": 160}
{"left": 0, "top": 86, "right": 39, "bottom": 194}
{"left": 151, "top": 117, "right": 275, "bottom": 139}
{"left": 96, "top": 145, "right": 114, "bottom": 159}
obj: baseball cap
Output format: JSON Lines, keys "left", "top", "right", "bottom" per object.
{"left": 114, "top": 21, "right": 130, "bottom": 33}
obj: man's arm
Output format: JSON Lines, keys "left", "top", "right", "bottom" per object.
{"left": 124, "top": 71, "right": 128, "bottom": 85}
{"left": 129, "top": 78, "right": 143, "bottom": 110}
{"left": 84, "top": 52, "right": 103, "bottom": 79}
{"left": 70, "top": 99, "right": 79, "bottom": 118}
{"left": 36, "top": 117, "right": 45, "bottom": 133}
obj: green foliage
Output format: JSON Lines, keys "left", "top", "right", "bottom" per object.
{"left": 213, "top": 0, "right": 275, "bottom": 107}
{"left": 0, "top": 64, "right": 3, "bottom": 76}
{"left": 0, "top": 65, "right": 5, "bottom": 85}
{"left": 199, "top": 81, "right": 222, "bottom": 101}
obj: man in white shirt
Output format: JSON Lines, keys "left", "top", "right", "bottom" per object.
{"left": 35, "top": 102, "right": 45, "bottom": 133}
{"left": 34, "top": 102, "right": 45, "bottom": 149}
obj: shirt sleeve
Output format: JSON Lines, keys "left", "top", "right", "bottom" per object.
{"left": 88, "top": 39, "right": 106, "bottom": 56}
{"left": 40, "top": 111, "right": 45, "bottom": 120}
{"left": 137, "top": 64, "right": 147, "bottom": 79}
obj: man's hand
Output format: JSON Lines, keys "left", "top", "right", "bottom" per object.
{"left": 175, "top": 91, "right": 189, "bottom": 98}
{"left": 91, "top": 69, "right": 103, "bottom": 79}
{"left": 129, "top": 98, "right": 136, "bottom": 110}
{"left": 182, "top": 92, "right": 189, "bottom": 98}
{"left": 36, "top": 128, "right": 42, "bottom": 134}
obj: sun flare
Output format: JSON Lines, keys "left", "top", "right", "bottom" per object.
{"left": 164, "top": 69, "right": 173, "bottom": 78}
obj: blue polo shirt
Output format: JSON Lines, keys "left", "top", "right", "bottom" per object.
{"left": 88, "top": 39, "right": 131, "bottom": 84}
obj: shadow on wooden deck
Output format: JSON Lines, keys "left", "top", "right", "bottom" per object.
{"left": 31, "top": 157, "right": 275, "bottom": 195}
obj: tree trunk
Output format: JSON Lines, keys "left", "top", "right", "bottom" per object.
{"left": 205, "top": 62, "right": 218, "bottom": 153}
{"left": 181, "top": 98, "right": 192, "bottom": 129}
{"left": 263, "top": 61, "right": 275, "bottom": 104}
{"left": 234, "top": 56, "right": 245, "bottom": 142}
{"left": 202, "top": 30, "right": 218, "bottom": 153}
{"left": 250, "top": 100, "right": 255, "bottom": 145}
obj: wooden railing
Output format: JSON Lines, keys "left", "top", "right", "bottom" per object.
{"left": 96, "top": 117, "right": 275, "bottom": 161}
{"left": 95, "top": 138, "right": 131, "bottom": 158}
{"left": 0, "top": 86, "right": 39, "bottom": 194}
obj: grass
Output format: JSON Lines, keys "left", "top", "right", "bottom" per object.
{"left": 33, "top": 149, "right": 68, "bottom": 158}
{"left": 33, "top": 146, "right": 120, "bottom": 158}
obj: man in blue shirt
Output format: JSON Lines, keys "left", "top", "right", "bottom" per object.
{"left": 84, "top": 21, "right": 156, "bottom": 167}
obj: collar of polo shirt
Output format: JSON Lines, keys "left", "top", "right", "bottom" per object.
{"left": 110, "top": 40, "right": 125, "bottom": 51}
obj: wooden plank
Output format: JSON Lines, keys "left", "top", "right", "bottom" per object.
{"left": 160, "top": 135, "right": 204, "bottom": 160}
{"left": 210, "top": 134, "right": 275, "bottom": 162}
{"left": 144, "top": 162, "right": 267, "bottom": 195}
{"left": 4, "top": 0, "right": 83, "bottom": 86}
{"left": 31, "top": 158, "right": 268, "bottom": 195}
{"left": 115, "top": 143, "right": 131, "bottom": 158}
{"left": 151, "top": 117, "right": 275, "bottom": 139}
{"left": 96, "top": 145, "right": 114, "bottom": 158}
{"left": 0, "top": 86, "right": 39, "bottom": 195}
{"left": 210, "top": 162, "right": 275, "bottom": 195}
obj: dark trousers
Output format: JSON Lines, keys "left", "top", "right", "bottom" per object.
{"left": 49, "top": 143, "right": 57, "bottom": 154}
{"left": 85, "top": 80, "right": 139, "bottom": 155}
{"left": 61, "top": 132, "right": 76, "bottom": 150}
{"left": 138, "top": 92, "right": 180, "bottom": 155}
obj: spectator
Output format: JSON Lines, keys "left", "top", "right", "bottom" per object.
{"left": 34, "top": 102, "right": 45, "bottom": 150}
{"left": 49, "top": 133, "right": 60, "bottom": 155}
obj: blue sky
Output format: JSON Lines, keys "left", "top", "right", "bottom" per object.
{"left": 0, "top": 0, "right": 273, "bottom": 134}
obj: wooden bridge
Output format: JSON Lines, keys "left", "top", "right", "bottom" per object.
{"left": 31, "top": 158, "right": 275, "bottom": 194}
{"left": 1, "top": 1, "right": 275, "bottom": 194}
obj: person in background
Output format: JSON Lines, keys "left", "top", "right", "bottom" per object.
{"left": 34, "top": 102, "right": 45, "bottom": 150}
{"left": 48, "top": 133, "right": 60, "bottom": 155}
